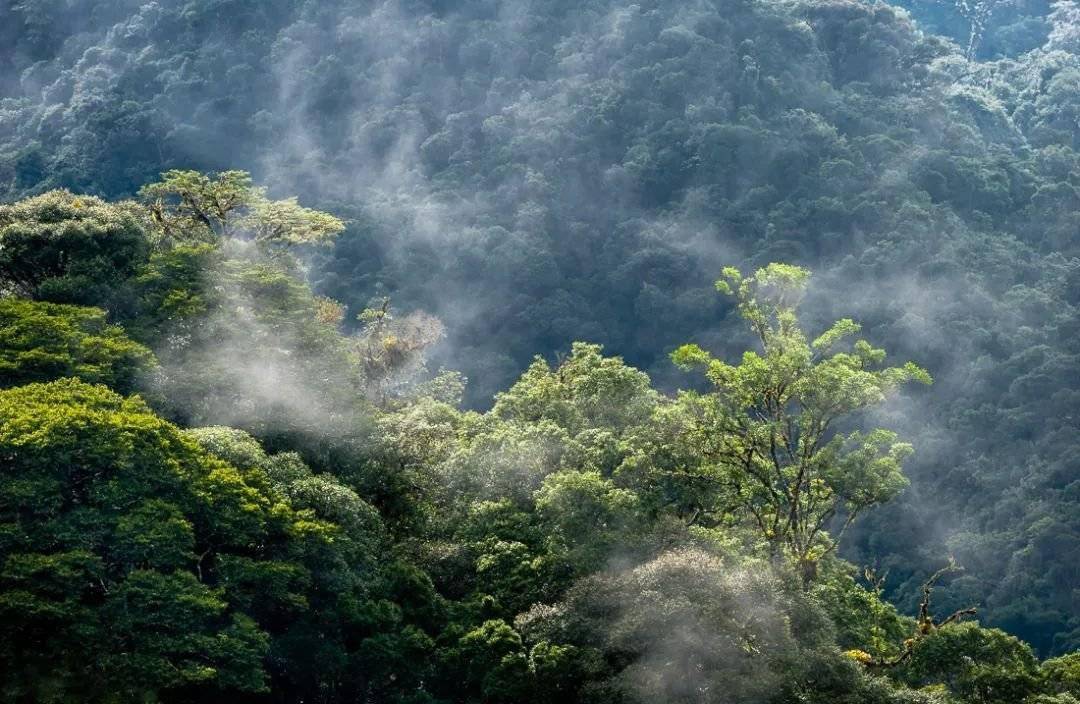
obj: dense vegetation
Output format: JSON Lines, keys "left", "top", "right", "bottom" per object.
{"left": 0, "top": 176, "right": 1074, "bottom": 703}
{"left": 1, "top": 0, "right": 1078, "bottom": 701}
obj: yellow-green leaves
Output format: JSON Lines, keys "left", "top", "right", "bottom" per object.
{"left": 0, "top": 378, "right": 388, "bottom": 701}
{"left": 718, "top": 262, "right": 810, "bottom": 319}
{"left": 0, "top": 298, "right": 154, "bottom": 392}
{"left": 751, "top": 261, "right": 811, "bottom": 299}
{"left": 494, "top": 342, "right": 657, "bottom": 434}
{"left": 241, "top": 196, "right": 345, "bottom": 246}
{"left": 670, "top": 343, "right": 712, "bottom": 369}
{"left": 812, "top": 318, "right": 861, "bottom": 353}
{"left": 139, "top": 169, "right": 255, "bottom": 241}
{"left": 674, "top": 263, "right": 931, "bottom": 583}
{"left": 139, "top": 169, "right": 344, "bottom": 247}
{"left": 715, "top": 265, "right": 743, "bottom": 295}
{"left": 902, "top": 361, "right": 934, "bottom": 386}
{"left": 0, "top": 379, "right": 280, "bottom": 696}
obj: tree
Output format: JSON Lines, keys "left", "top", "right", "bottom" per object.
{"left": 139, "top": 248, "right": 364, "bottom": 452}
{"left": 0, "top": 298, "right": 153, "bottom": 391}
{"left": 353, "top": 298, "right": 446, "bottom": 406}
{"left": 1041, "top": 652, "right": 1080, "bottom": 700}
{"left": 139, "top": 169, "right": 345, "bottom": 246}
{"left": 0, "top": 190, "right": 149, "bottom": 309}
{"left": 186, "top": 425, "right": 383, "bottom": 555}
{"left": 535, "top": 469, "right": 641, "bottom": 572}
{"left": 492, "top": 342, "right": 659, "bottom": 436}
{"left": 898, "top": 622, "right": 1041, "bottom": 703}
{"left": 0, "top": 379, "right": 426, "bottom": 703}
{"left": 672, "top": 264, "right": 931, "bottom": 584}
{"left": 450, "top": 619, "right": 533, "bottom": 703}
{"left": 140, "top": 169, "right": 252, "bottom": 241}
{"left": 516, "top": 549, "right": 801, "bottom": 704}
{"left": 0, "top": 379, "right": 280, "bottom": 701}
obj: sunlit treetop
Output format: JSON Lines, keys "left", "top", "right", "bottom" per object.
{"left": 0, "top": 190, "right": 148, "bottom": 307}
{"left": 139, "top": 170, "right": 345, "bottom": 247}
{"left": 0, "top": 298, "right": 154, "bottom": 392}
{"left": 353, "top": 298, "right": 447, "bottom": 406}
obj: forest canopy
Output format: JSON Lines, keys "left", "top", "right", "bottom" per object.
{"left": 0, "top": 172, "right": 1076, "bottom": 703}
{"left": 1, "top": 0, "right": 1079, "bottom": 701}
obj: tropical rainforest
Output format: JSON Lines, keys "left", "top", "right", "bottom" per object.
{"left": 1, "top": 0, "right": 1079, "bottom": 702}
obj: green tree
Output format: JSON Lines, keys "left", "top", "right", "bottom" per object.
{"left": 492, "top": 342, "right": 659, "bottom": 436}
{"left": 517, "top": 548, "right": 800, "bottom": 704}
{"left": 0, "top": 379, "right": 283, "bottom": 701}
{"left": 138, "top": 247, "right": 365, "bottom": 454}
{"left": 814, "top": 566, "right": 912, "bottom": 662}
{"left": 184, "top": 425, "right": 443, "bottom": 703}
{"left": 535, "top": 469, "right": 641, "bottom": 572}
{"left": 0, "top": 298, "right": 153, "bottom": 391}
{"left": 898, "top": 622, "right": 1041, "bottom": 703}
{"left": 450, "top": 619, "right": 533, "bottom": 703}
{"left": 0, "top": 190, "right": 148, "bottom": 309}
{"left": 139, "top": 169, "right": 345, "bottom": 246}
{"left": 1041, "top": 653, "right": 1080, "bottom": 700}
{"left": 672, "top": 264, "right": 931, "bottom": 583}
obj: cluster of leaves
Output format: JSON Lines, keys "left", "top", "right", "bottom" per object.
{"left": 140, "top": 169, "right": 345, "bottom": 246}
{"left": 0, "top": 190, "right": 148, "bottom": 311}
{"left": 0, "top": 298, "right": 153, "bottom": 392}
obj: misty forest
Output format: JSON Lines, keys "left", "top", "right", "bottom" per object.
{"left": 1, "top": 0, "right": 1080, "bottom": 702}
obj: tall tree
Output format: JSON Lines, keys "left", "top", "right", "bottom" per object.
{"left": 672, "top": 264, "right": 931, "bottom": 583}
{"left": 0, "top": 379, "right": 278, "bottom": 701}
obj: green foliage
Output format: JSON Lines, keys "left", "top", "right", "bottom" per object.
{"left": 493, "top": 342, "right": 659, "bottom": 435}
{"left": 138, "top": 242, "right": 369, "bottom": 457}
{"left": 0, "top": 119, "right": 1076, "bottom": 704}
{"left": 1, "top": 0, "right": 1079, "bottom": 652}
{"left": 452, "top": 619, "right": 532, "bottom": 703}
{"left": 518, "top": 548, "right": 805, "bottom": 704}
{"left": 0, "top": 298, "right": 153, "bottom": 391}
{"left": 186, "top": 425, "right": 383, "bottom": 554}
{"left": 0, "top": 379, "right": 278, "bottom": 700}
{"left": 0, "top": 190, "right": 148, "bottom": 310}
{"left": 899, "top": 622, "right": 1041, "bottom": 703}
{"left": 0, "top": 377, "right": 435, "bottom": 704}
{"left": 99, "top": 571, "right": 270, "bottom": 697}
{"left": 813, "top": 567, "right": 912, "bottom": 661}
{"left": 1041, "top": 653, "right": 1080, "bottom": 699}
{"left": 673, "top": 264, "right": 930, "bottom": 581}
{"left": 535, "top": 469, "right": 641, "bottom": 571}
{"left": 140, "top": 169, "right": 344, "bottom": 246}
{"left": 127, "top": 243, "right": 218, "bottom": 341}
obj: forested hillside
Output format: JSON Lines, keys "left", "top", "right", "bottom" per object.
{"left": 1, "top": 0, "right": 1079, "bottom": 701}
